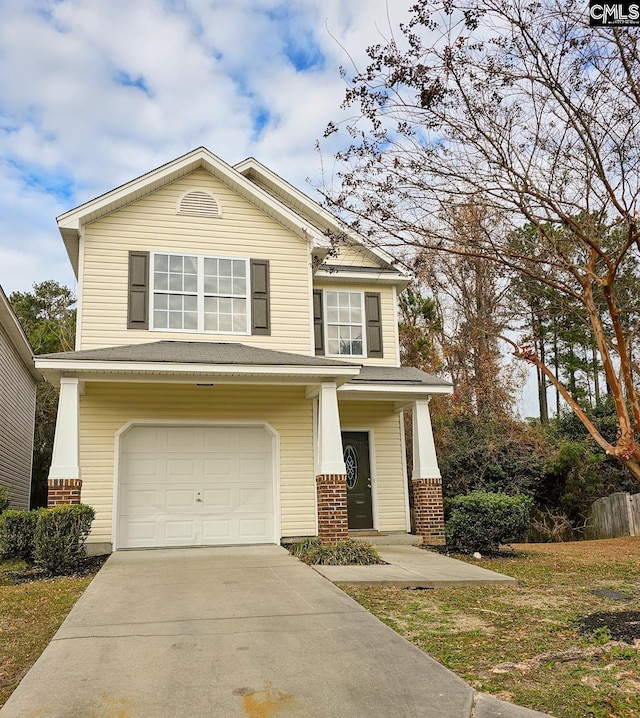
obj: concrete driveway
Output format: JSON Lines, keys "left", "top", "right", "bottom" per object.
{"left": 0, "top": 546, "right": 549, "bottom": 718}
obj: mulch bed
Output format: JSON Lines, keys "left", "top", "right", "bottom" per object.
{"left": 3, "top": 555, "right": 107, "bottom": 584}
{"left": 577, "top": 611, "right": 640, "bottom": 644}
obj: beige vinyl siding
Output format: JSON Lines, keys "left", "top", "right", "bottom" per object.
{"left": 339, "top": 401, "right": 407, "bottom": 532}
{"left": 313, "top": 282, "right": 398, "bottom": 366}
{"left": 80, "top": 168, "right": 312, "bottom": 353}
{"left": 79, "top": 383, "right": 315, "bottom": 544}
{"left": 0, "top": 325, "right": 36, "bottom": 509}
{"left": 322, "top": 241, "right": 383, "bottom": 268}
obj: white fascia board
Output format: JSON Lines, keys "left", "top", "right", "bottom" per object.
{"left": 313, "top": 268, "right": 411, "bottom": 288}
{"left": 35, "top": 359, "right": 360, "bottom": 386}
{"left": 338, "top": 383, "right": 453, "bottom": 401}
{"left": 234, "top": 157, "right": 410, "bottom": 273}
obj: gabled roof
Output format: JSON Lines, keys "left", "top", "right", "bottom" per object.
{"left": 0, "top": 285, "right": 41, "bottom": 382}
{"left": 57, "top": 147, "right": 412, "bottom": 286}
{"left": 234, "top": 156, "right": 412, "bottom": 280}
{"left": 57, "top": 147, "right": 333, "bottom": 277}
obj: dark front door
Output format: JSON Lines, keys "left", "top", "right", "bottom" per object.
{"left": 342, "top": 431, "right": 373, "bottom": 530}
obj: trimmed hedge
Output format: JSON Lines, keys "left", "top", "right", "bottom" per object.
{"left": 0, "top": 510, "right": 39, "bottom": 562}
{"left": 34, "top": 505, "right": 96, "bottom": 575}
{"left": 0, "top": 487, "right": 10, "bottom": 514}
{"left": 445, "top": 491, "right": 533, "bottom": 554}
{"left": 0, "top": 504, "right": 95, "bottom": 574}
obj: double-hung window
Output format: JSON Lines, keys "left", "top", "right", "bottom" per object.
{"left": 152, "top": 253, "right": 249, "bottom": 333}
{"left": 325, "top": 291, "right": 365, "bottom": 356}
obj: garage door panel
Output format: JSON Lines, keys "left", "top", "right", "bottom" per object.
{"left": 238, "top": 456, "right": 270, "bottom": 477}
{"left": 238, "top": 428, "right": 271, "bottom": 450}
{"left": 165, "top": 488, "right": 196, "bottom": 509}
{"left": 201, "top": 488, "right": 233, "bottom": 509}
{"left": 118, "top": 425, "right": 275, "bottom": 549}
{"left": 238, "top": 517, "right": 270, "bottom": 539}
{"left": 122, "top": 520, "right": 157, "bottom": 542}
{"left": 164, "top": 519, "right": 197, "bottom": 540}
{"left": 165, "top": 427, "right": 198, "bottom": 449}
{"left": 238, "top": 487, "right": 269, "bottom": 509}
{"left": 124, "top": 458, "right": 159, "bottom": 480}
{"left": 201, "top": 519, "right": 232, "bottom": 539}
{"left": 202, "top": 458, "right": 233, "bottom": 479}
{"left": 166, "top": 458, "right": 197, "bottom": 479}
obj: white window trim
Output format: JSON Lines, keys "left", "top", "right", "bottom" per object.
{"left": 323, "top": 289, "right": 367, "bottom": 358}
{"left": 150, "top": 251, "right": 251, "bottom": 335}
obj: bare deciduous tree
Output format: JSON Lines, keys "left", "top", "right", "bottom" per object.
{"left": 324, "top": 0, "right": 640, "bottom": 479}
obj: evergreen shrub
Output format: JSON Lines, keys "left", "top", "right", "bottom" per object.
{"left": 445, "top": 491, "right": 533, "bottom": 554}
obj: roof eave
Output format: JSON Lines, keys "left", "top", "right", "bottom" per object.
{"left": 339, "top": 383, "right": 454, "bottom": 401}
{"left": 0, "top": 287, "right": 42, "bottom": 382}
{"left": 314, "top": 267, "right": 411, "bottom": 289}
{"left": 34, "top": 358, "right": 360, "bottom": 388}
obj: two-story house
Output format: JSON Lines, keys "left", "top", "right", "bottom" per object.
{"left": 35, "top": 147, "right": 452, "bottom": 554}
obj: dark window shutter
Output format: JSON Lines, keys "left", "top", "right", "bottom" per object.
{"left": 128, "top": 251, "right": 149, "bottom": 330}
{"left": 313, "top": 290, "right": 324, "bottom": 355}
{"left": 250, "top": 259, "right": 270, "bottom": 335}
{"left": 365, "top": 292, "right": 383, "bottom": 358}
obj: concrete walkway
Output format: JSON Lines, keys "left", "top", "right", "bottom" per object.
{"left": 313, "top": 545, "right": 518, "bottom": 587}
{"left": 0, "top": 546, "right": 549, "bottom": 718}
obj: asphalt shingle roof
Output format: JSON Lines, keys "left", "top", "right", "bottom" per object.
{"left": 352, "top": 365, "right": 452, "bottom": 388}
{"left": 40, "top": 340, "right": 356, "bottom": 367}
{"left": 40, "top": 340, "right": 452, "bottom": 387}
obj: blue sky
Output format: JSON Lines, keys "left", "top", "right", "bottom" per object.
{"left": 0, "top": 0, "right": 412, "bottom": 295}
{"left": 0, "top": 0, "right": 538, "bottom": 414}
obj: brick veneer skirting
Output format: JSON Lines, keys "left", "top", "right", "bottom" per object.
{"left": 316, "top": 474, "right": 348, "bottom": 544}
{"left": 48, "top": 479, "right": 82, "bottom": 507}
{"left": 412, "top": 477, "right": 445, "bottom": 544}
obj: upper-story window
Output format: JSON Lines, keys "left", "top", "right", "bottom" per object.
{"left": 152, "top": 252, "right": 249, "bottom": 333}
{"left": 325, "top": 291, "right": 365, "bottom": 356}
{"left": 314, "top": 289, "right": 383, "bottom": 359}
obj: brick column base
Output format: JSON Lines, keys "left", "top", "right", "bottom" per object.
{"left": 412, "top": 477, "right": 445, "bottom": 544}
{"left": 48, "top": 479, "right": 82, "bottom": 507}
{"left": 316, "top": 474, "right": 348, "bottom": 544}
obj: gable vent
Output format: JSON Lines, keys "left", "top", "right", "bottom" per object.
{"left": 177, "top": 190, "right": 221, "bottom": 217}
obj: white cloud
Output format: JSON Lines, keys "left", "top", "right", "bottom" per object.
{"left": 0, "top": 0, "right": 414, "bottom": 295}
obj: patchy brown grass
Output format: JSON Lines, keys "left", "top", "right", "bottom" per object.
{"left": 0, "top": 559, "right": 100, "bottom": 707}
{"left": 343, "top": 537, "right": 640, "bottom": 718}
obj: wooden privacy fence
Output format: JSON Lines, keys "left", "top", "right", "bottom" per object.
{"left": 585, "top": 492, "right": 640, "bottom": 540}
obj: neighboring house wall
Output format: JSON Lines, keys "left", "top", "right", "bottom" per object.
{"left": 0, "top": 322, "right": 36, "bottom": 509}
{"left": 79, "top": 382, "right": 316, "bottom": 544}
{"left": 79, "top": 168, "right": 312, "bottom": 353}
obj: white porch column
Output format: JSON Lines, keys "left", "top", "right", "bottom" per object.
{"left": 315, "top": 382, "right": 348, "bottom": 543}
{"left": 412, "top": 398, "right": 445, "bottom": 544}
{"left": 49, "top": 377, "right": 81, "bottom": 480}
{"left": 412, "top": 399, "right": 441, "bottom": 478}
{"left": 316, "top": 382, "right": 346, "bottom": 475}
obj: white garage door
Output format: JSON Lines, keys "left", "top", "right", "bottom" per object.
{"left": 118, "top": 425, "right": 274, "bottom": 549}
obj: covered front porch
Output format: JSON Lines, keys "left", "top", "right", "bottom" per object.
{"left": 35, "top": 341, "right": 452, "bottom": 550}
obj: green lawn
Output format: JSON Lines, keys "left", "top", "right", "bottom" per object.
{"left": 0, "top": 559, "right": 99, "bottom": 707}
{"left": 342, "top": 538, "right": 640, "bottom": 718}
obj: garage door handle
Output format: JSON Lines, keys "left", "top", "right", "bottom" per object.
{"left": 196, "top": 493, "right": 203, "bottom": 503}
